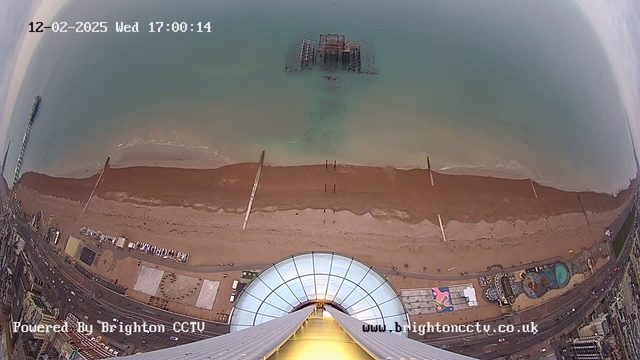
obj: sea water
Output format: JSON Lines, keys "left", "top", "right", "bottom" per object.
{"left": 4, "top": 0, "right": 636, "bottom": 192}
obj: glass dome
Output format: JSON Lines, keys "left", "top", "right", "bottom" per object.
{"left": 229, "top": 252, "right": 409, "bottom": 336}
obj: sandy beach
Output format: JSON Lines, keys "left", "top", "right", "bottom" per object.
{"left": 19, "top": 163, "right": 635, "bottom": 222}
{"left": 13, "top": 162, "right": 635, "bottom": 274}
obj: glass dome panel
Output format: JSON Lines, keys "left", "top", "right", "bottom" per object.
{"left": 293, "top": 254, "right": 314, "bottom": 276}
{"left": 230, "top": 252, "right": 409, "bottom": 337}
{"left": 313, "top": 253, "right": 333, "bottom": 274}
{"left": 330, "top": 255, "right": 352, "bottom": 277}
{"left": 274, "top": 257, "right": 299, "bottom": 282}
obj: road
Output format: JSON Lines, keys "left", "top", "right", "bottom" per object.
{"left": 31, "top": 219, "right": 634, "bottom": 358}
{"left": 416, "top": 216, "right": 636, "bottom": 359}
{"left": 10, "top": 196, "right": 637, "bottom": 357}
{"left": 16, "top": 221, "right": 229, "bottom": 354}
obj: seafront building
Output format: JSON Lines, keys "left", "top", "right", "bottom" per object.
{"left": 568, "top": 336, "right": 606, "bottom": 360}
{"left": 15, "top": 291, "right": 57, "bottom": 359}
{"left": 578, "top": 313, "right": 610, "bottom": 338}
{"left": 118, "top": 252, "right": 471, "bottom": 359}
{"left": 2, "top": 197, "right": 636, "bottom": 359}
{"left": 48, "top": 314, "right": 116, "bottom": 359}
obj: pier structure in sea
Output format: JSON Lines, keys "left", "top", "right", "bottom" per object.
{"left": 299, "top": 39, "right": 315, "bottom": 70}
{"left": 13, "top": 95, "right": 41, "bottom": 187}
{"left": 285, "top": 33, "right": 376, "bottom": 75}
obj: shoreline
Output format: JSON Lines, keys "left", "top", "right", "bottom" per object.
{"left": 12, "top": 161, "right": 633, "bottom": 281}
{"left": 41, "top": 141, "right": 632, "bottom": 194}
{"left": 16, "top": 162, "right": 636, "bottom": 225}
{"left": 43, "top": 156, "right": 631, "bottom": 195}
{"left": 11, "top": 159, "right": 631, "bottom": 344}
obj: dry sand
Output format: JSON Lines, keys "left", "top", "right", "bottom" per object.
{"left": 14, "top": 163, "right": 635, "bottom": 274}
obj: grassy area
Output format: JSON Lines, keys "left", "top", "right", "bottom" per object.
{"left": 613, "top": 205, "right": 636, "bottom": 256}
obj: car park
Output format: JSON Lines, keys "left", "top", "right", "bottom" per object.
{"left": 130, "top": 243, "right": 189, "bottom": 262}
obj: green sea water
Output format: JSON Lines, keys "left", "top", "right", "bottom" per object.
{"left": 5, "top": 0, "right": 637, "bottom": 192}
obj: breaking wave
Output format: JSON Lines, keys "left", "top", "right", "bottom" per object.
{"left": 115, "top": 137, "right": 232, "bottom": 164}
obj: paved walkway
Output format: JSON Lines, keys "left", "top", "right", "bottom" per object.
{"left": 86, "top": 238, "right": 569, "bottom": 282}
{"left": 44, "top": 195, "right": 636, "bottom": 284}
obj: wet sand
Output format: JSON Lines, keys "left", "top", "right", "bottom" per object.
{"left": 13, "top": 163, "right": 636, "bottom": 273}
{"left": 17, "top": 163, "right": 635, "bottom": 224}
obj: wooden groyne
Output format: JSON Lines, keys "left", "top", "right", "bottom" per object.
{"left": 82, "top": 157, "right": 110, "bottom": 216}
{"left": 243, "top": 150, "right": 265, "bottom": 229}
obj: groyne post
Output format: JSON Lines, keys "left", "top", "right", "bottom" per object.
{"left": 243, "top": 151, "right": 265, "bottom": 230}
{"left": 82, "top": 157, "right": 110, "bottom": 217}
{"left": 427, "top": 156, "right": 434, "bottom": 187}
{"left": 438, "top": 214, "right": 447, "bottom": 242}
{"left": 577, "top": 194, "right": 592, "bottom": 233}
{"left": 530, "top": 179, "right": 538, "bottom": 199}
